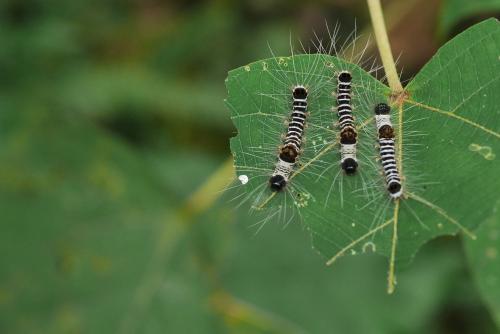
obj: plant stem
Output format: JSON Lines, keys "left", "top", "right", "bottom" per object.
{"left": 121, "top": 158, "right": 235, "bottom": 333}
{"left": 367, "top": 0, "right": 404, "bottom": 93}
{"left": 181, "top": 157, "right": 234, "bottom": 219}
{"left": 349, "top": 0, "right": 420, "bottom": 60}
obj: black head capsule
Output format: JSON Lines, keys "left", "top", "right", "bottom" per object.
{"left": 388, "top": 181, "right": 402, "bottom": 196}
{"left": 374, "top": 103, "right": 391, "bottom": 115}
{"left": 293, "top": 86, "right": 308, "bottom": 99}
{"left": 341, "top": 158, "right": 358, "bottom": 175}
{"left": 269, "top": 175, "right": 287, "bottom": 192}
{"left": 338, "top": 71, "right": 352, "bottom": 83}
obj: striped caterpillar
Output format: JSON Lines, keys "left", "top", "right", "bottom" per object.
{"left": 269, "top": 85, "right": 308, "bottom": 192}
{"left": 374, "top": 103, "right": 403, "bottom": 199}
{"left": 336, "top": 71, "right": 358, "bottom": 175}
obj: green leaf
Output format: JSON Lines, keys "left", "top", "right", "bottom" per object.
{"left": 227, "top": 18, "right": 500, "bottom": 291}
{"left": 59, "top": 67, "right": 231, "bottom": 130}
{"left": 440, "top": 0, "right": 500, "bottom": 35}
{"left": 465, "top": 200, "right": 500, "bottom": 329}
{"left": 0, "top": 109, "right": 223, "bottom": 333}
{"left": 221, "top": 221, "right": 468, "bottom": 334}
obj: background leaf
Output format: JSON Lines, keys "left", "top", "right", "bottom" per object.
{"left": 0, "top": 109, "right": 224, "bottom": 333}
{"left": 440, "top": 0, "right": 500, "bottom": 35}
{"left": 220, "top": 221, "right": 483, "bottom": 334}
{"left": 465, "top": 200, "right": 500, "bottom": 328}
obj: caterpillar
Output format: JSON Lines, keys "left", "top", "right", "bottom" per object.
{"left": 269, "top": 85, "right": 308, "bottom": 192}
{"left": 374, "top": 103, "right": 403, "bottom": 199}
{"left": 336, "top": 71, "right": 358, "bottom": 175}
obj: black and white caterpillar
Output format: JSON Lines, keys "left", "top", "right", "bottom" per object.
{"left": 336, "top": 71, "right": 357, "bottom": 175}
{"left": 374, "top": 103, "right": 402, "bottom": 199}
{"left": 269, "top": 85, "right": 308, "bottom": 192}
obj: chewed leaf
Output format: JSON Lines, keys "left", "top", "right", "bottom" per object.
{"left": 226, "top": 19, "right": 500, "bottom": 292}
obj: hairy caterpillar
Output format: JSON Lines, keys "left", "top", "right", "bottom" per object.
{"left": 270, "top": 86, "right": 309, "bottom": 191}
{"left": 336, "top": 71, "right": 358, "bottom": 175}
{"left": 374, "top": 103, "right": 403, "bottom": 199}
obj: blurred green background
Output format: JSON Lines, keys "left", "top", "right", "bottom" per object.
{"left": 1, "top": 0, "right": 499, "bottom": 333}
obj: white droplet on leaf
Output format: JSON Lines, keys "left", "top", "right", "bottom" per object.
{"left": 238, "top": 175, "right": 249, "bottom": 185}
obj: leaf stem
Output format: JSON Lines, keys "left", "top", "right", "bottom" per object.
{"left": 387, "top": 199, "right": 400, "bottom": 294}
{"left": 367, "top": 0, "right": 404, "bottom": 93}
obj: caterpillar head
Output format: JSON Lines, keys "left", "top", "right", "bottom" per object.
{"left": 292, "top": 86, "right": 308, "bottom": 99}
{"left": 388, "top": 182, "right": 402, "bottom": 198}
{"left": 341, "top": 158, "right": 358, "bottom": 175}
{"left": 338, "top": 71, "right": 352, "bottom": 83}
{"left": 374, "top": 103, "right": 391, "bottom": 115}
{"left": 269, "top": 175, "right": 287, "bottom": 192}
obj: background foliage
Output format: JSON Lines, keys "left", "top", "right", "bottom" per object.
{"left": 0, "top": 0, "right": 499, "bottom": 333}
